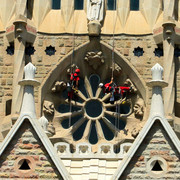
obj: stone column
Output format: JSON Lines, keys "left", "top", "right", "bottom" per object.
{"left": 147, "top": 63, "right": 168, "bottom": 118}
{"left": 19, "top": 63, "right": 40, "bottom": 119}
{"left": 162, "top": 20, "right": 176, "bottom": 119}
{"left": 11, "top": 15, "right": 27, "bottom": 121}
{"left": 16, "top": 0, "right": 27, "bottom": 18}
{"left": 162, "top": 0, "right": 176, "bottom": 120}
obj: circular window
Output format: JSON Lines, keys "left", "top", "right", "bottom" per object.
{"left": 55, "top": 74, "right": 131, "bottom": 144}
{"left": 15, "top": 156, "right": 35, "bottom": 176}
{"left": 147, "top": 156, "right": 167, "bottom": 178}
{"left": 85, "top": 99, "right": 102, "bottom": 118}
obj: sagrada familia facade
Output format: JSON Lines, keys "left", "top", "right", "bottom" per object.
{"left": 0, "top": 0, "right": 179, "bottom": 179}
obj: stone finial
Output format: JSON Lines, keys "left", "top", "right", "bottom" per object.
{"left": 151, "top": 63, "right": 163, "bottom": 81}
{"left": 24, "top": 62, "right": 36, "bottom": 80}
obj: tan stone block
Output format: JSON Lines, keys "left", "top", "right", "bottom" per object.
{"left": 126, "top": 42, "right": 131, "bottom": 48}
{"left": 89, "top": 173, "right": 98, "bottom": 180}
{"left": 106, "top": 161, "right": 118, "bottom": 168}
{"left": 71, "top": 160, "right": 82, "bottom": 168}
{"left": 83, "top": 160, "right": 90, "bottom": 167}
{"left": 124, "top": 49, "right": 129, "bottom": 56}
{"left": 105, "top": 168, "right": 116, "bottom": 175}
{"left": 82, "top": 167, "right": 89, "bottom": 173}
{"left": 6, "top": 79, "right": 12, "bottom": 85}
{"left": 60, "top": 47, "right": 66, "bottom": 55}
{"left": 98, "top": 167, "right": 106, "bottom": 174}
{"left": 62, "top": 159, "right": 71, "bottom": 167}
{"left": 90, "top": 166, "right": 98, "bottom": 173}
{"left": 1, "top": 79, "right": 6, "bottom": 85}
{"left": 98, "top": 160, "right": 106, "bottom": 167}
{"left": 70, "top": 167, "right": 81, "bottom": 174}
{"left": 90, "top": 159, "right": 99, "bottom": 165}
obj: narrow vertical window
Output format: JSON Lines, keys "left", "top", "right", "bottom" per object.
{"left": 26, "top": 0, "right": 33, "bottom": 19}
{"left": 107, "top": 0, "right": 116, "bottom": 10}
{"left": 74, "top": 0, "right": 84, "bottom": 10}
{"left": 52, "top": 0, "right": 61, "bottom": 10}
{"left": 130, "top": 0, "right": 139, "bottom": 11}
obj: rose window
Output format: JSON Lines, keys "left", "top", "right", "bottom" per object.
{"left": 55, "top": 74, "right": 132, "bottom": 144}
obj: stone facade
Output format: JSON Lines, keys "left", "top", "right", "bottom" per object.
{"left": 0, "top": 121, "right": 62, "bottom": 179}
{"left": 0, "top": 0, "right": 180, "bottom": 179}
{"left": 120, "top": 121, "right": 180, "bottom": 180}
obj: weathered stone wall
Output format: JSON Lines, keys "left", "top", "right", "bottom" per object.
{"left": 62, "top": 159, "right": 121, "bottom": 180}
{"left": 1, "top": 32, "right": 179, "bottom": 139}
{"left": 120, "top": 121, "right": 180, "bottom": 179}
{"left": 0, "top": 121, "right": 62, "bottom": 179}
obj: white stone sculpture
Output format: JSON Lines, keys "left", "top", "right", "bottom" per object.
{"left": 18, "top": 63, "right": 40, "bottom": 119}
{"left": 147, "top": 63, "right": 168, "bottom": 118}
{"left": 87, "top": 0, "right": 104, "bottom": 22}
{"left": 39, "top": 116, "right": 49, "bottom": 133}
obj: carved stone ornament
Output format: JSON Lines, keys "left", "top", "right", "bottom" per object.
{"left": 110, "top": 63, "right": 122, "bottom": 77}
{"left": 133, "top": 98, "right": 144, "bottom": 119}
{"left": 43, "top": 100, "right": 54, "bottom": 115}
{"left": 84, "top": 51, "right": 104, "bottom": 69}
{"left": 52, "top": 81, "right": 66, "bottom": 93}
{"left": 87, "top": 0, "right": 104, "bottom": 22}
{"left": 39, "top": 116, "right": 55, "bottom": 137}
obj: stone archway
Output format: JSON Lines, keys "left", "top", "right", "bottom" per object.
{"left": 38, "top": 40, "right": 147, "bottom": 151}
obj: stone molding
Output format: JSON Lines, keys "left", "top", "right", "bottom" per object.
{"left": 54, "top": 142, "right": 132, "bottom": 159}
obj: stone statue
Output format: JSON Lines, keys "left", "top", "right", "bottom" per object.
{"left": 87, "top": 0, "right": 104, "bottom": 22}
{"left": 133, "top": 98, "right": 144, "bottom": 119}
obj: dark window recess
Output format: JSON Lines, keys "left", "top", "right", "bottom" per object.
{"left": 26, "top": 0, "right": 33, "bottom": 19}
{"left": 74, "top": 0, "right": 84, "bottom": 10}
{"left": 6, "top": 99, "right": 12, "bottom": 116}
{"left": 52, "top": 0, "right": 61, "bottom": 9}
{"left": 152, "top": 161, "right": 163, "bottom": 171}
{"left": 107, "top": 0, "right": 116, "bottom": 10}
{"left": 130, "top": 0, "right": 139, "bottom": 11}
{"left": 89, "top": 74, "right": 100, "bottom": 97}
{"left": 89, "top": 121, "right": 98, "bottom": 144}
{"left": 73, "top": 120, "right": 88, "bottom": 141}
{"left": 133, "top": 46, "right": 144, "bottom": 57}
{"left": 19, "top": 160, "right": 30, "bottom": 170}
{"left": 6, "top": 44, "right": 14, "bottom": 55}
{"left": 85, "top": 100, "right": 102, "bottom": 118}
{"left": 25, "top": 45, "right": 36, "bottom": 56}
{"left": 154, "top": 47, "right": 163, "bottom": 57}
{"left": 174, "top": 47, "right": 180, "bottom": 57}
{"left": 45, "top": 46, "right": 56, "bottom": 56}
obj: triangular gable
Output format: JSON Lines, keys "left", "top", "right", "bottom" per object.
{"left": 0, "top": 115, "right": 72, "bottom": 180}
{"left": 112, "top": 115, "right": 180, "bottom": 180}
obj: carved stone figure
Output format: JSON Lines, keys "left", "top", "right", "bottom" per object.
{"left": 39, "top": 116, "right": 49, "bottom": 132}
{"left": 43, "top": 100, "right": 54, "bottom": 115}
{"left": 110, "top": 63, "right": 122, "bottom": 77}
{"left": 84, "top": 51, "right": 104, "bottom": 69}
{"left": 52, "top": 81, "right": 66, "bottom": 93}
{"left": 87, "top": 0, "right": 103, "bottom": 22}
{"left": 133, "top": 98, "right": 144, "bottom": 119}
{"left": 124, "top": 78, "right": 137, "bottom": 93}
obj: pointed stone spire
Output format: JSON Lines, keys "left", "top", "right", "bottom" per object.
{"left": 147, "top": 63, "right": 168, "bottom": 118}
{"left": 18, "top": 62, "right": 40, "bottom": 119}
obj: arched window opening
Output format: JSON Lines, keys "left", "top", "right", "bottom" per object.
{"left": 52, "top": 0, "right": 61, "bottom": 10}
{"left": 6, "top": 99, "right": 12, "bottom": 116}
{"left": 107, "top": 0, "right": 116, "bottom": 10}
{"left": 26, "top": 0, "right": 34, "bottom": 19}
{"left": 74, "top": 0, "right": 84, "bottom": 10}
{"left": 130, "top": 0, "right": 139, "bottom": 11}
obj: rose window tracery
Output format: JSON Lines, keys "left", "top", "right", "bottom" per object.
{"left": 54, "top": 74, "right": 133, "bottom": 145}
